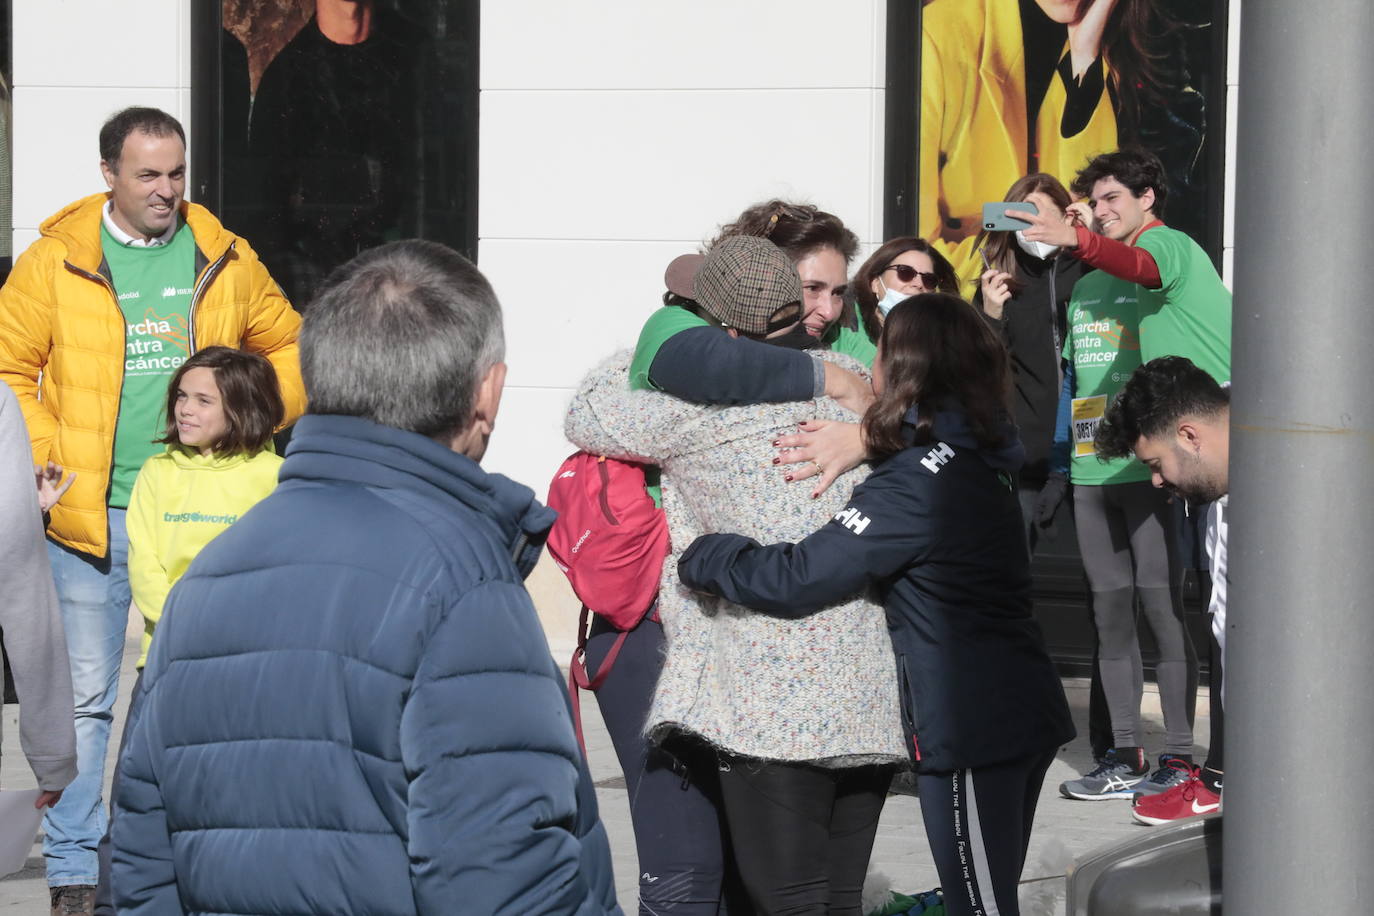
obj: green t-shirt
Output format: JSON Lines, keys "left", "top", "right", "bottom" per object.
{"left": 1063, "top": 271, "right": 1150, "bottom": 486}
{"left": 626, "top": 306, "right": 878, "bottom": 505}
{"left": 828, "top": 322, "right": 877, "bottom": 366}
{"left": 105, "top": 222, "right": 196, "bottom": 507}
{"left": 628, "top": 306, "right": 708, "bottom": 392}
{"left": 1135, "top": 225, "right": 1232, "bottom": 384}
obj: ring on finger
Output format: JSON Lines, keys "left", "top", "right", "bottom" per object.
{"left": 811, "top": 460, "right": 825, "bottom": 475}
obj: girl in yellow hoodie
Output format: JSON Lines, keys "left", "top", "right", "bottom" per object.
{"left": 127, "top": 346, "right": 285, "bottom": 670}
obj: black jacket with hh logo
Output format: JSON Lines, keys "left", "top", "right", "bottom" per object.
{"left": 678, "top": 408, "right": 1075, "bottom": 774}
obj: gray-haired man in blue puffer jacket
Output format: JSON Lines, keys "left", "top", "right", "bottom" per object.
{"left": 111, "top": 240, "right": 620, "bottom": 915}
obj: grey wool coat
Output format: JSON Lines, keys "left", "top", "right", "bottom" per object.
{"left": 0, "top": 381, "right": 77, "bottom": 792}
{"left": 565, "top": 351, "right": 906, "bottom": 766}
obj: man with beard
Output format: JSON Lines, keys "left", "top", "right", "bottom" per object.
{"left": 1095, "top": 355, "right": 1229, "bottom": 824}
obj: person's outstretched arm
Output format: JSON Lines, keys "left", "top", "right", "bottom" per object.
{"left": 678, "top": 454, "right": 933, "bottom": 617}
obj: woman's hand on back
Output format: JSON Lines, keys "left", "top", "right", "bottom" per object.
{"left": 773, "top": 420, "right": 868, "bottom": 499}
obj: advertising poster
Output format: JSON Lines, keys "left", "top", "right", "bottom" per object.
{"left": 915, "top": 0, "right": 1227, "bottom": 288}
{"left": 205, "top": 0, "right": 478, "bottom": 309}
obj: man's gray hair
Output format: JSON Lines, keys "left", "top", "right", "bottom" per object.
{"left": 300, "top": 240, "right": 505, "bottom": 437}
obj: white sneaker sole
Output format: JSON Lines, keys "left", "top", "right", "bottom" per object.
{"left": 1059, "top": 781, "right": 1143, "bottom": 801}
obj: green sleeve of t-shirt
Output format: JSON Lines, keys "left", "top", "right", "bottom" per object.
{"left": 628, "top": 306, "right": 711, "bottom": 392}
{"left": 1136, "top": 226, "right": 1187, "bottom": 296}
{"left": 829, "top": 323, "right": 878, "bottom": 368}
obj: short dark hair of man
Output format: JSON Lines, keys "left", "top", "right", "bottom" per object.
{"left": 1072, "top": 147, "right": 1169, "bottom": 219}
{"left": 301, "top": 239, "right": 505, "bottom": 439}
{"left": 99, "top": 107, "right": 187, "bottom": 169}
{"left": 159, "top": 347, "right": 284, "bottom": 455}
{"left": 1095, "top": 356, "right": 1229, "bottom": 460}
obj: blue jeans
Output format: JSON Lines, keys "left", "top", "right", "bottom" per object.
{"left": 43, "top": 509, "right": 130, "bottom": 887}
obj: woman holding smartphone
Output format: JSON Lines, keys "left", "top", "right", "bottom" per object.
{"left": 973, "top": 172, "right": 1086, "bottom": 549}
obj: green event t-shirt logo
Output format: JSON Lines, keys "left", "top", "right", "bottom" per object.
{"left": 125, "top": 302, "right": 191, "bottom": 376}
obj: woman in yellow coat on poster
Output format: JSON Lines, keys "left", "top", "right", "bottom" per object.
{"left": 920, "top": 0, "right": 1204, "bottom": 293}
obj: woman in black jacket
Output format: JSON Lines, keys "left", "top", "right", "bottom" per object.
{"left": 678, "top": 293, "right": 1075, "bottom": 916}
{"left": 974, "top": 171, "right": 1086, "bottom": 548}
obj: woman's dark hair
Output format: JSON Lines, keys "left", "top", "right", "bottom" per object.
{"left": 862, "top": 293, "right": 1012, "bottom": 460}
{"left": 1092, "top": 0, "right": 1193, "bottom": 154}
{"left": 974, "top": 172, "right": 1073, "bottom": 294}
{"left": 851, "top": 238, "right": 960, "bottom": 343}
{"left": 159, "top": 346, "right": 283, "bottom": 455}
{"left": 711, "top": 199, "right": 859, "bottom": 265}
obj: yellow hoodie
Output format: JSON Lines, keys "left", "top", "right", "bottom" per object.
{"left": 126, "top": 444, "right": 282, "bottom": 667}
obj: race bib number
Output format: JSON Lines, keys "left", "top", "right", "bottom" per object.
{"left": 1071, "top": 395, "right": 1108, "bottom": 457}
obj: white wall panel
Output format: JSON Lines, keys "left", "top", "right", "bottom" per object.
{"left": 479, "top": 88, "right": 876, "bottom": 243}
{"left": 10, "top": 229, "right": 39, "bottom": 260}
{"left": 482, "top": 384, "right": 580, "bottom": 500}
{"left": 12, "top": 0, "right": 183, "bottom": 89}
{"left": 481, "top": 237, "right": 716, "bottom": 389}
{"left": 482, "top": 0, "right": 879, "bottom": 90}
{"left": 10, "top": 87, "right": 182, "bottom": 232}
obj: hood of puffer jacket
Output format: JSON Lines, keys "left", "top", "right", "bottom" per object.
{"left": 40, "top": 193, "right": 236, "bottom": 273}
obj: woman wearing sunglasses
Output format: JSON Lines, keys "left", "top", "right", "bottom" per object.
{"left": 851, "top": 238, "right": 961, "bottom": 361}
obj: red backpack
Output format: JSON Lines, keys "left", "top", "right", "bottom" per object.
{"left": 546, "top": 452, "right": 670, "bottom": 751}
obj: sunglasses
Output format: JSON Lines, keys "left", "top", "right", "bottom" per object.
{"left": 884, "top": 264, "right": 938, "bottom": 288}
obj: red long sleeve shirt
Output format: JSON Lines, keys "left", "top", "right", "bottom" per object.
{"left": 1071, "top": 220, "right": 1164, "bottom": 289}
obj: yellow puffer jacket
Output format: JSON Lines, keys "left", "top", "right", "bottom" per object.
{"left": 0, "top": 193, "right": 305, "bottom": 557}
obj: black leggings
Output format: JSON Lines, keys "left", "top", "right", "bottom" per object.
{"left": 1074, "top": 480, "right": 1197, "bottom": 754}
{"left": 585, "top": 614, "right": 748, "bottom": 915}
{"left": 917, "top": 750, "right": 1057, "bottom": 916}
{"left": 715, "top": 755, "right": 892, "bottom": 916}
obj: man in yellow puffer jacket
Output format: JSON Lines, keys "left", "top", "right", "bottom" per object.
{"left": 0, "top": 106, "right": 302, "bottom": 915}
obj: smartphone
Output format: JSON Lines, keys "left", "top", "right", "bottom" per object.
{"left": 982, "top": 201, "right": 1038, "bottom": 231}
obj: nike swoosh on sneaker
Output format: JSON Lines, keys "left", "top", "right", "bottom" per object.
{"left": 1191, "top": 798, "right": 1220, "bottom": 814}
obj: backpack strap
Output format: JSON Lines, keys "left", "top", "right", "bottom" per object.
{"left": 567, "top": 603, "right": 629, "bottom": 756}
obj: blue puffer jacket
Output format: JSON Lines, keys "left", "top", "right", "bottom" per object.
{"left": 112, "top": 414, "right": 621, "bottom": 915}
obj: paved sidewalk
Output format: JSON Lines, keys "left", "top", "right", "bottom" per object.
{"left": 2, "top": 623, "right": 1207, "bottom": 913}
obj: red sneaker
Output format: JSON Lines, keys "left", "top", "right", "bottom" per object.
{"left": 1131, "top": 769, "right": 1221, "bottom": 825}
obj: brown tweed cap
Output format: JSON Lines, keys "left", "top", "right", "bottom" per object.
{"left": 692, "top": 236, "right": 803, "bottom": 336}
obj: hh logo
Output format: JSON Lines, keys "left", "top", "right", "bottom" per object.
{"left": 833, "top": 506, "right": 871, "bottom": 535}
{"left": 557, "top": 470, "right": 576, "bottom": 479}
{"left": 920, "top": 442, "right": 955, "bottom": 474}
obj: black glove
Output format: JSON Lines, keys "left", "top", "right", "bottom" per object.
{"left": 1033, "top": 473, "right": 1069, "bottom": 529}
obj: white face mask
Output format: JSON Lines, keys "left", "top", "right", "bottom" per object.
{"left": 1015, "top": 229, "right": 1060, "bottom": 261}
{"left": 876, "top": 282, "right": 908, "bottom": 317}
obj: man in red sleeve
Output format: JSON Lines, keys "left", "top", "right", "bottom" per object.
{"left": 1013, "top": 148, "right": 1231, "bottom": 386}
{"left": 1018, "top": 149, "right": 1230, "bottom": 790}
